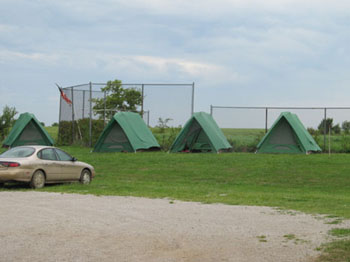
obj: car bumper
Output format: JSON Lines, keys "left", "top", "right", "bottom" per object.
{"left": 0, "top": 168, "right": 33, "bottom": 182}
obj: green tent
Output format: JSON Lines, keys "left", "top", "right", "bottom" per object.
{"left": 169, "top": 112, "right": 232, "bottom": 153}
{"left": 257, "top": 112, "right": 321, "bottom": 154}
{"left": 2, "top": 112, "right": 54, "bottom": 148}
{"left": 93, "top": 112, "right": 160, "bottom": 152}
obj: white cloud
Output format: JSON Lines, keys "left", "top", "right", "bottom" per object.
{"left": 0, "top": 50, "right": 61, "bottom": 64}
{"left": 0, "top": 48, "right": 241, "bottom": 84}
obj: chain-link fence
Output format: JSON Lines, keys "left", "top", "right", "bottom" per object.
{"left": 58, "top": 82, "right": 194, "bottom": 147}
{"left": 210, "top": 105, "right": 350, "bottom": 152}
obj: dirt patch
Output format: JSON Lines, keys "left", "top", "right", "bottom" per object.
{"left": 0, "top": 192, "right": 348, "bottom": 262}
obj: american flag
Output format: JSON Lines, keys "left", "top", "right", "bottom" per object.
{"left": 56, "top": 84, "right": 72, "bottom": 105}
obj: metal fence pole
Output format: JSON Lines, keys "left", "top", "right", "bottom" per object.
{"left": 141, "top": 84, "right": 144, "bottom": 117}
{"left": 210, "top": 105, "right": 213, "bottom": 116}
{"left": 71, "top": 88, "right": 75, "bottom": 144}
{"left": 191, "top": 82, "right": 195, "bottom": 115}
{"left": 82, "top": 90, "right": 85, "bottom": 119}
{"left": 89, "top": 82, "right": 92, "bottom": 147}
{"left": 58, "top": 95, "right": 62, "bottom": 144}
{"left": 103, "top": 91, "right": 106, "bottom": 127}
{"left": 147, "top": 110, "right": 150, "bottom": 127}
{"left": 323, "top": 108, "right": 327, "bottom": 151}
{"left": 265, "top": 108, "right": 268, "bottom": 133}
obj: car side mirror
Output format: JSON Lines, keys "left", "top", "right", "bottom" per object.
{"left": 71, "top": 157, "right": 77, "bottom": 162}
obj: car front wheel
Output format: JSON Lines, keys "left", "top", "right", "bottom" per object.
{"left": 30, "top": 170, "right": 46, "bottom": 189}
{"left": 80, "top": 169, "right": 91, "bottom": 185}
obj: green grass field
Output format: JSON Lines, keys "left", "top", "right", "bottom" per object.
{"left": 32, "top": 148, "right": 350, "bottom": 218}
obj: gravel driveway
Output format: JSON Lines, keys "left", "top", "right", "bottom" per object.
{"left": 0, "top": 192, "right": 348, "bottom": 262}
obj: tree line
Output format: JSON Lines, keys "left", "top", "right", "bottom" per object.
{"left": 308, "top": 118, "right": 350, "bottom": 135}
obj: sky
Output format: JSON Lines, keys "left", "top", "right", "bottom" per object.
{"left": 1, "top": 0, "right": 350, "bottom": 128}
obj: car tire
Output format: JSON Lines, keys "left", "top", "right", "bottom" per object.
{"left": 30, "top": 170, "right": 46, "bottom": 189}
{"left": 80, "top": 169, "right": 91, "bottom": 185}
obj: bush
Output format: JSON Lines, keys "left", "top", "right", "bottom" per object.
{"left": 307, "top": 127, "right": 319, "bottom": 136}
{"left": 153, "top": 127, "right": 181, "bottom": 151}
{"left": 342, "top": 121, "right": 350, "bottom": 134}
{"left": 0, "top": 106, "right": 17, "bottom": 141}
{"left": 228, "top": 131, "right": 265, "bottom": 153}
{"left": 58, "top": 119, "right": 105, "bottom": 146}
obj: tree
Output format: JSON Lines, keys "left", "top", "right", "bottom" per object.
{"left": 307, "top": 127, "right": 318, "bottom": 136}
{"left": 342, "top": 121, "right": 350, "bottom": 134}
{"left": 92, "top": 79, "right": 142, "bottom": 119}
{"left": 0, "top": 106, "right": 17, "bottom": 140}
{"left": 318, "top": 118, "right": 333, "bottom": 133}
{"left": 333, "top": 124, "right": 341, "bottom": 134}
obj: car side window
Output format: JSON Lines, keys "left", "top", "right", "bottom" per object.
{"left": 39, "top": 149, "right": 58, "bottom": 161}
{"left": 55, "top": 149, "right": 72, "bottom": 161}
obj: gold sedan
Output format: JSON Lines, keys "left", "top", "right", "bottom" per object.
{"left": 0, "top": 146, "right": 95, "bottom": 189}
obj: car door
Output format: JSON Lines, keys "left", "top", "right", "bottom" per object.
{"left": 37, "top": 148, "right": 61, "bottom": 181}
{"left": 54, "top": 148, "right": 81, "bottom": 180}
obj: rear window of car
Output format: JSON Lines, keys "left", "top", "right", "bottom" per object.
{"left": 0, "top": 147, "right": 35, "bottom": 158}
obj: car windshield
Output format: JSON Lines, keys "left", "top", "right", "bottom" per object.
{"left": 0, "top": 147, "right": 35, "bottom": 158}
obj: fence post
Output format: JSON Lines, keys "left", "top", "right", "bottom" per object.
{"left": 89, "top": 82, "right": 92, "bottom": 147}
{"left": 265, "top": 108, "right": 268, "bottom": 133}
{"left": 103, "top": 91, "right": 106, "bottom": 127}
{"left": 58, "top": 94, "right": 62, "bottom": 144}
{"left": 82, "top": 90, "right": 85, "bottom": 119}
{"left": 191, "top": 82, "right": 195, "bottom": 115}
{"left": 147, "top": 110, "right": 150, "bottom": 127}
{"left": 141, "top": 84, "right": 144, "bottom": 117}
{"left": 323, "top": 108, "right": 327, "bottom": 152}
{"left": 71, "top": 88, "right": 75, "bottom": 144}
{"left": 210, "top": 105, "right": 213, "bottom": 116}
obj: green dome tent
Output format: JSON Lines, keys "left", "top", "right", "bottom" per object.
{"left": 93, "top": 112, "right": 160, "bottom": 152}
{"left": 2, "top": 112, "right": 54, "bottom": 148}
{"left": 256, "top": 112, "right": 321, "bottom": 154}
{"left": 169, "top": 112, "right": 232, "bottom": 153}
